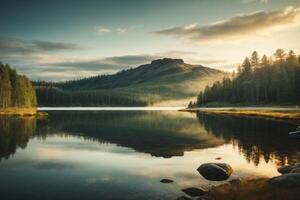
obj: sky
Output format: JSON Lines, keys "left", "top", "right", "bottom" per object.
{"left": 0, "top": 0, "right": 300, "bottom": 81}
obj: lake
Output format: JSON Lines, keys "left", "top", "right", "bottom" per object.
{"left": 0, "top": 109, "right": 299, "bottom": 200}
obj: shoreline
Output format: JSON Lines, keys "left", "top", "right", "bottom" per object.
{"left": 0, "top": 107, "right": 48, "bottom": 117}
{"left": 182, "top": 107, "right": 300, "bottom": 120}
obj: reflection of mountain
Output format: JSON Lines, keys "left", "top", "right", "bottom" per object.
{"left": 196, "top": 113, "right": 300, "bottom": 166}
{"left": 44, "top": 111, "right": 224, "bottom": 158}
{"left": 0, "top": 116, "right": 37, "bottom": 160}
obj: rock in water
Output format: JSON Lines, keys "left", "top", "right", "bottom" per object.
{"left": 290, "top": 168, "right": 300, "bottom": 173}
{"left": 197, "top": 163, "right": 233, "bottom": 181}
{"left": 175, "top": 196, "right": 192, "bottom": 200}
{"left": 181, "top": 187, "right": 206, "bottom": 197}
{"left": 229, "top": 177, "right": 241, "bottom": 186}
{"left": 160, "top": 179, "right": 174, "bottom": 183}
{"left": 268, "top": 173, "right": 300, "bottom": 188}
{"left": 278, "top": 163, "right": 300, "bottom": 174}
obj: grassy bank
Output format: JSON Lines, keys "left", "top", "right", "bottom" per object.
{"left": 0, "top": 107, "right": 47, "bottom": 117}
{"left": 206, "top": 178, "right": 300, "bottom": 200}
{"left": 183, "top": 108, "right": 300, "bottom": 120}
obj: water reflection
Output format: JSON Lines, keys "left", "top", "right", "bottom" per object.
{"left": 0, "top": 116, "right": 37, "bottom": 160}
{"left": 0, "top": 111, "right": 299, "bottom": 165}
{"left": 196, "top": 112, "right": 300, "bottom": 166}
{"left": 1, "top": 111, "right": 299, "bottom": 200}
{"left": 43, "top": 111, "right": 224, "bottom": 158}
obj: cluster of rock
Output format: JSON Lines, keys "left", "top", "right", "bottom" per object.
{"left": 161, "top": 162, "right": 300, "bottom": 199}
{"left": 268, "top": 163, "right": 300, "bottom": 188}
{"left": 161, "top": 162, "right": 235, "bottom": 200}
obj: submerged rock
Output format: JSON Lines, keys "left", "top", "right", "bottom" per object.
{"left": 268, "top": 173, "right": 300, "bottom": 188}
{"left": 278, "top": 163, "right": 300, "bottom": 174}
{"left": 175, "top": 196, "right": 192, "bottom": 200}
{"left": 290, "top": 168, "right": 300, "bottom": 173}
{"left": 229, "top": 177, "right": 241, "bottom": 186}
{"left": 197, "top": 163, "right": 233, "bottom": 181}
{"left": 181, "top": 187, "right": 207, "bottom": 197}
{"left": 160, "top": 179, "right": 174, "bottom": 183}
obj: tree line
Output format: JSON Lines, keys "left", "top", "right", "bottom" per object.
{"left": 193, "top": 49, "right": 300, "bottom": 107}
{"left": 34, "top": 85, "right": 147, "bottom": 106}
{"left": 0, "top": 63, "right": 36, "bottom": 108}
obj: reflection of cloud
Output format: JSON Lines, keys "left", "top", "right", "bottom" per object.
{"left": 155, "top": 6, "right": 300, "bottom": 43}
{"left": 42, "top": 138, "right": 136, "bottom": 155}
{"left": 85, "top": 176, "right": 113, "bottom": 185}
{"left": 33, "top": 161, "right": 77, "bottom": 170}
{"left": 35, "top": 147, "right": 66, "bottom": 159}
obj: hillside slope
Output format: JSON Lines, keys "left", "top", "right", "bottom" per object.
{"left": 35, "top": 58, "right": 225, "bottom": 106}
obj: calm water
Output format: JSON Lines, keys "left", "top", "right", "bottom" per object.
{"left": 0, "top": 110, "right": 299, "bottom": 200}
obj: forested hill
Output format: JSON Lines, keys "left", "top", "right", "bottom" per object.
{"left": 33, "top": 58, "right": 225, "bottom": 106}
{"left": 194, "top": 49, "right": 300, "bottom": 107}
{"left": 0, "top": 63, "right": 36, "bottom": 108}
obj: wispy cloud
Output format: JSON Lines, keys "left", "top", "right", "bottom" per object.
{"left": 96, "top": 25, "right": 136, "bottom": 35}
{"left": 97, "top": 26, "right": 112, "bottom": 33}
{"left": 154, "top": 6, "right": 300, "bottom": 44}
{"left": 0, "top": 37, "right": 82, "bottom": 54}
{"left": 242, "top": 0, "right": 269, "bottom": 4}
{"left": 0, "top": 36, "right": 227, "bottom": 81}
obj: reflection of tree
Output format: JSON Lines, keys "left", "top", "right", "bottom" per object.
{"left": 196, "top": 113, "right": 300, "bottom": 166}
{"left": 0, "top": 116, "right": 37, "bottom": 160}
{"left": 44, "top": 111, "right": 223, "bottom": 158}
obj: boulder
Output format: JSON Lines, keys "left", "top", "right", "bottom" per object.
{"left": 160, "top": 179, "right": 174, "bottom": 183}
{"left": 268, "top": 173, "right": 300, "bottom": 188}
{"left": 197, "top": 163, "right": 233, "bottom": 181}
{"left": 278, "top": 163, "right": 300, "bottom": 174}
{"left": 181, "top": 187, "right": 207, "bottom": 197}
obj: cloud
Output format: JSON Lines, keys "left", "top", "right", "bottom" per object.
{"left": 154, "top": 6, "right": 300, "bottom": 43}
{"left": 0, "top": 37, "right": 82, "bottom": 54}
{"left": 0, "top": 38, "right": 226, "bottom": 81}
{"left": 97, "top": 26, "right": 112, "bottom": 33}
{"left": 242, "top": 0, "right": 269, "bottom": 3}
{"left": 96, "top": 25, "right": 136, "bottom": 35}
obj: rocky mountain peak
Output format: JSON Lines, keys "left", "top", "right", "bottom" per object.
{"left": 150, "top": 58, "right": 184, "bottom": 66}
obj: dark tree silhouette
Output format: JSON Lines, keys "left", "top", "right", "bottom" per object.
{"left": 195, "top": 49, "right": 300, "bottom": 106}
{"left": 0, "top": 63, "right": 36, "bottom": 108}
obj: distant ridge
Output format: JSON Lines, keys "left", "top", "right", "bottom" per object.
{"left": 34, "top": 58, "right": 225, "bottom": 106}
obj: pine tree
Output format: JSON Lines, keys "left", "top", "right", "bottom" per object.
{"left": 0, "top": 64, "right": 12, "bottom": 108}
{"left": 250, "top": 51, "right": 259, "bottom": 69}
{"left": 286, "top": 50, "right": 297, "bottom": 65}
{"left": 274, "top": 49, "right": 286, "bottom": 63}
{"left": 241, "top": 57, "right": 252, "bottom": 75}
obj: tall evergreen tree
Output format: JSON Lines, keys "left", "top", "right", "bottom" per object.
{"left": 274, "top": 49, "right": 286, "bottom": 63}
{"left": 250, "top": 51, "right": 259, "bottom": 69}
{"left": 0, "top": 64, "right": 12, "bottom": 108}
{"left": 0, "top": 63, "right": 36, "bottom": 108}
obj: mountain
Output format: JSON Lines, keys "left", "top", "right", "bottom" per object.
{"left": 34, "top": 58, "right": 225, "bottom": 106}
